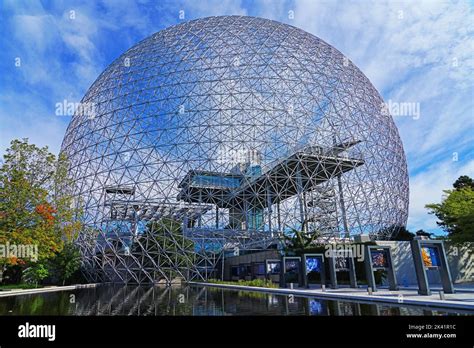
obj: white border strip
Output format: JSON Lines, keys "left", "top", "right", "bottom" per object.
{"left": 0, "top": 283, "right": 99, "bottom": 298}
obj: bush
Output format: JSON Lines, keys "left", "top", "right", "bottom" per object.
{"left": 23, "top": 264, "right": 49, "bottom": 287}
{"left": 207, "top": 278, "right": 277, "bottom": 288}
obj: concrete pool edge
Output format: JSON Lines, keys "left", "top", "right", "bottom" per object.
{"left": 188, "top": 281, "right": 474, "bottom": 311}
{"left": 0, "top": 283, "right": 100, "bottom": 298}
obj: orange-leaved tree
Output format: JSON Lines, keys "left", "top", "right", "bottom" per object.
{"left": 0, "top": 139, "right": 82, "bottom": 283}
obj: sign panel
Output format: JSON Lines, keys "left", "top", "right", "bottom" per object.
{"left": 266, "top": 261, "right": 280, "bottom": 275}
{"left": 284, "top": 258, "right": 301, "bottom": 285}
{"left": 305, "top": 256, "right": 322, "bottom": 274}
{"left": 421, "top": 246, "right": 440, "bottom": 269}
{"left": 285, "top": 259, "right": 300, "bottom": 274}
{"left": 335, "top": 256, "right": 349, "bottom": 271}
{"left": 370, "top": 249, "right": 389, "bottom": 269}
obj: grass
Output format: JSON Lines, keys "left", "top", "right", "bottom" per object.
{"left": 207, "top": 278, "right": 278, "bottom": 288}
{"left": 0, "top": 283, "right": 40, "bottom": 291}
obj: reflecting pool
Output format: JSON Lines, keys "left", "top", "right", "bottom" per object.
{"left": 0, "top": 285, "right": 470, "bottom": 316}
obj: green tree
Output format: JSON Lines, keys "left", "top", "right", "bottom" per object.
{"left": 23, "top": 263, "right": 49, "bottom": 287}
{"left": 390, "top": 226, "right": 415, "bottom": 241}
{"left": 0, "top": 139, "right": 82, "bottom": 283}
{"left": 48, "top": 243, "right": 82, "bottom": 285}
{"left": 132, "top": 218, "right": 195, "bottom": 281}
{"left": 281, "top": 221, "right": 321, "bottom": 251}
{"left": 426, "top": 181, "right": 474, "bottom": 244}
{"left": 453, "top": 175, "right": 474, "bottom": 190}
{"left": 414, "top": 229, "right": 433, "bottom": 238}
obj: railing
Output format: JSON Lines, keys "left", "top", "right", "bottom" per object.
{"left": 260, "top": 140, "right": 364, "bottom": 175}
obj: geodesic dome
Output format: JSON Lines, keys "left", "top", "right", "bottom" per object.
{"left": 61, "top": 16, "right": 408, "bottom": 284}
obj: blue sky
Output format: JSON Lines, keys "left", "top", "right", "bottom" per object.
{"left": 0, "top": 0, "right": 473, "bottom": 235}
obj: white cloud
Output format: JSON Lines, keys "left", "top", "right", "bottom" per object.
{"left": 408, "top": 159, "right": 474, "bottom": 233}
{"left": 0, "top": 0, "right": 168, "bottom": 156}
{"left": 0, "top": 91, "right": 68, "bottom": 156}
{"left": 286, "top": 0, "right": 473, "bottom": 232}
{"left": 179, "top": 0, "right": 247, "bottom": 17}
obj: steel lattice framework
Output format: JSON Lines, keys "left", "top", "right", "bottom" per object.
{"left": 61, "top": 16, "right": 409, "bottom": 284}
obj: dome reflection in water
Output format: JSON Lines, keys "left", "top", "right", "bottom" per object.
{"left": 0, "top": 285, "right": 467, "bottom": 316}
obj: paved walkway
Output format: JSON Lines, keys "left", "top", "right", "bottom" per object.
{"left": 190, "top": 282, "right": 474, "bottom": 311}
